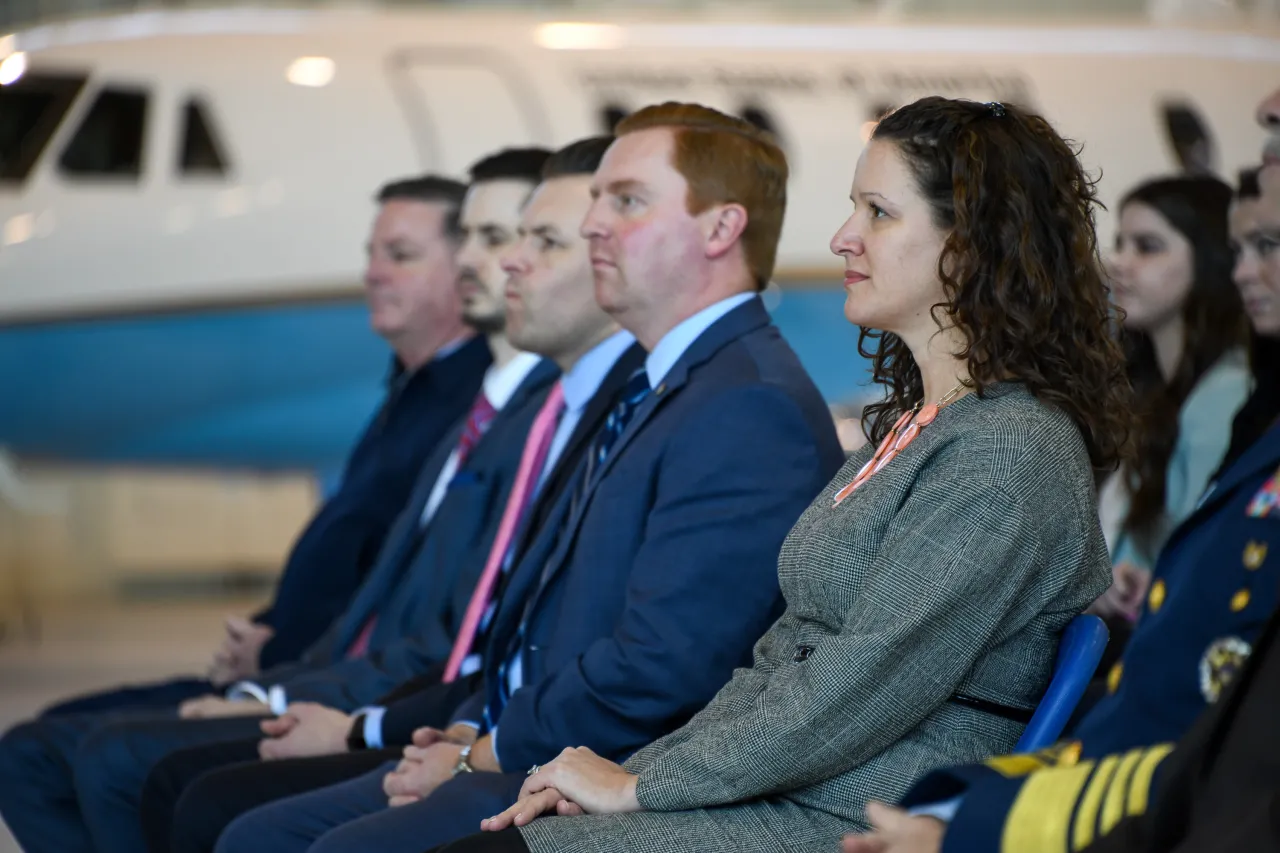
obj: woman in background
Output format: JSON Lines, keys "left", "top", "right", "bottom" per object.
{"left": 1094, "top": 176, "right": 1250, "bottom": 622}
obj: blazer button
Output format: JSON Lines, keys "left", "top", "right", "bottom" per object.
{"left": 793, "top": 645, "right": 814, "bottom": 662}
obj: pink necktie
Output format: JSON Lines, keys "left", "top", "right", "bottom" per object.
{"left": 442, "top": 382, "right": 566, "bottom": 682}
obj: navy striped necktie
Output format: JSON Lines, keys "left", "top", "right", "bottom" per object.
{"left": 569, "top": 368, "right": 652, "bottom": 513}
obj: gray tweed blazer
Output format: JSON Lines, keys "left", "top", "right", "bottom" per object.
{"left": 520, "top": 383, "right": 1111, "bottom": 853}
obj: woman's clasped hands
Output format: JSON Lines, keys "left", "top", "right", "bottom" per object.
{"left": 481, "top": 746, "right": 641, "bottom": 831}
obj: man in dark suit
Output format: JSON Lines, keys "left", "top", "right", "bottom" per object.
{"left": 208, "top": 103, "right": 845, "bottom": 853}
{"left": 0, "top": 149, "right": 555, "bottom": 853}
{"left": 39, "top": 175, "right": 491, "bottom": 715}
{"left": 134, "top": 136, "right": 649, "bottom": 853}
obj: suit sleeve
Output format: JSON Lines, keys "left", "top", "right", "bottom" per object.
{"left": 256, "top": 513, "right": 386, "bottom": 669}
{"left": 634, "top": 437, "right": 1103, "bottom": 811}
{"left": 491, "top": 387, "right": 833, "bottom": 773}
{"left": 270, "top": 639, "right": 442, "bottom": 710}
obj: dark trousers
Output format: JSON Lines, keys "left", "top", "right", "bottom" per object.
{"left": 0, "top": 710, "right": 265, "bottom": 853}
{"left": 144, "top": 676, "right": 472, "bottom": 853}
{"left": 431, "top": 828, "right": 531, "bottom": 853}
{"left": 42, "top": 677, "right": 216, "bottom": 717}
{"left": 142, "top": 738, "right": 262, "bottom": 853}
{"left": 146, "top": 744, "right": 398, "bottom": 853}
{"left": 214, "top": 766, "right": 527, "bottom": 853}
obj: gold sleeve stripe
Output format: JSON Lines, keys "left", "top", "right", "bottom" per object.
{"left": 987, "top": 753, "right": 1052, "bottom": 778}
{"left": 1100, "top": 750, "right": 1144, "bottom": 835}
{"left": 1126, "top": 744, "right": 1175, "bottom": 817}
{"left": 1001, "top": 762, "right": 1095, "bottom": 853}
{"left": 1071, "top": 755, "right": 1120, "bottom": 851}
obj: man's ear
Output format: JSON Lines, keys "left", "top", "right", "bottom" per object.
{"left": 702, "top": 203, "right": 749, "bottom": 261}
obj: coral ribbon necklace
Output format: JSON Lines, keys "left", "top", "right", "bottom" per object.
{"left": 833, "top": 380, "right": 968, "bottom": 506}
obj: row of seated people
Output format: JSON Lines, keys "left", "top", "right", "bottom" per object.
{"left": 0, "top": 93, "right": 1275, "bottom": 853}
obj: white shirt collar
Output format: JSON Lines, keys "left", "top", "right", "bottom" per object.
{"left": 483, "top": 352, "right": 544, "bottom": 411}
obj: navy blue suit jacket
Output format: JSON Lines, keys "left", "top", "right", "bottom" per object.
{"left": 458, "top": 298, "right": 845, "bottom": 772}
{"left": 255, "top": 359, "right": 559, "bottom": 709}
{"left": 255, "top": 336, "right": 491, "bottom": 667}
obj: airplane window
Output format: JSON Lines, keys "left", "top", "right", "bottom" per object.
{"left": 59, "top": 86, "right": 148, "bottom": 178}
{"left": 1161, "top": 101, "right": 1215, "bottom": 176}
{"left": 0, "top": 72, "right": 86, "bottom": 184}
{"left": 739, "top": 104, "right": 780, "bottom": 138}
{"left": 179, "top": 98, "right": 228, "bottom": 176}
{"left": 599, "top": 103, "right": 629, "bottom": 133}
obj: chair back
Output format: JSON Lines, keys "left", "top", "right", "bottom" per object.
{"left": 1015, "top": 613, "right": 1110, "bottom": 752}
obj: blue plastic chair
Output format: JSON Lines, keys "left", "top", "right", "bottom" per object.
{"left": 1014, "top": 614, "right": 1110, "bottom": 752}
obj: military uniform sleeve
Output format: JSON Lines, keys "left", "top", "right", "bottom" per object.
{"left": 908, "top": 743, "right": 1175, "bottom": 853}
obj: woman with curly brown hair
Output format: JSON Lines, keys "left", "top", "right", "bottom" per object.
{"left": 429, "top": 95, "right": 1131, "bottom": 853}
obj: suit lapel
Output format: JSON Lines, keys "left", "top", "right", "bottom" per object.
{"left": 487, "top": 346, "right": 646, "bottom": 627}
{"left": 502, "top": 358, "right": 559, "bottom": 416}
{"left": 585, "top": 298, "right": 770, "bottom": 493}
{"left": 520, "top": 344, "right": 646, "bottom": 540}
{"left": 337, "top": 358, "right": 556, "bottom": 654}
{"left": 332, "top": 423, "right": 461, "bottom": 652}
{"left": 531, "top": 299, "right": 772, "bottom": 602}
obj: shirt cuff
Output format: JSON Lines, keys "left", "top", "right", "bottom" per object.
{"left": 489, "top": 725, "right": 501, "bottom": 769}
{"left": 909, "top": 795, "right": 962, "bottom": 823}
{"left": 224, "top": 681, "right": 287, "bottom": 715}
{"left": 360, "top": 706, "right": 387, "bottom": 749}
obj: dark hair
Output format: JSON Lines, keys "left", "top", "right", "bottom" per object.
{"left": 864, "top": 96, "right": 1133, "bottom": 474}
{"left": 467, "top": 148, "right": 552, "bottom": 185}
{"left": 1117, "top": 176, "right": 1245, "bottom": 551}
{"left": 542, "top": 136, "right": 615, "bottom": 179}
{"left": 1237, "top": 166, "right": 1261, "bottom": 200}
{"left": 1217, "top": 165, "right": 1280, "bottom": 475}
{"left": 376, "top": 175, "right": 467, "bottom": 239}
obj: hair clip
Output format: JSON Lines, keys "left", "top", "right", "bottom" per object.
{"left": 986, "top": 101, "right": 1007, "bottom": 118}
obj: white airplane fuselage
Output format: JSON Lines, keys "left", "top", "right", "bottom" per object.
{"left": 0, "top": 7, "right": 1274, "bottom": 469}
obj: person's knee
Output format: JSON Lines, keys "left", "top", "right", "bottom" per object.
{"left": 167, "top": 770, "right": 237, "bottom": 853}
{"left": 71, "top": 723, "right": 135, "bottom": 805}
{"left": 214, "top": 801, "right": 294, "bottom": 853}
{"left": 0, "top": 720, "right": 49, "bottom": 778}
{"left": 308, "top": 818, "right": 389, "bottom": 853}
{"left": 0, "top": 719, "right": 75, "bottom": 805}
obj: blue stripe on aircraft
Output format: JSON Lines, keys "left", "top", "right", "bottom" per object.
{"left": 0, "top": 288, "right": 873, "bottom": 470}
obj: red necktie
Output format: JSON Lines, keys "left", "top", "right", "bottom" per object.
{"left": 441, "top": 382, "right": 566, "bottom": 681}
{"left": 346, "top": 390, "right": 497, "bottom": 659}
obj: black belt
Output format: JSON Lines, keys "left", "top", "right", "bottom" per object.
{"left": 950, "top": 693, "right": 1035, "bottom": 724}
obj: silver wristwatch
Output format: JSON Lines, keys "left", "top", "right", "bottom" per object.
{"left": 452, "top": 744, "right": 476, "bottom": 776}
